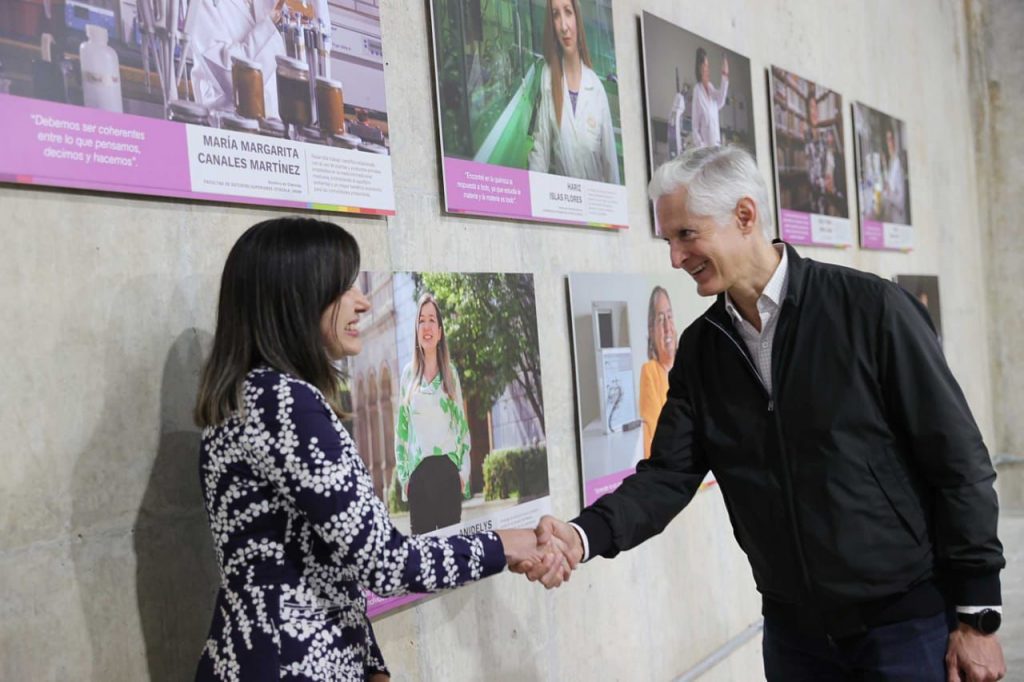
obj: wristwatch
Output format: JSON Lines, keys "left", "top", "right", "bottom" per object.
{"left": 958, "top": 609, "right": 1001, "bottom": 635}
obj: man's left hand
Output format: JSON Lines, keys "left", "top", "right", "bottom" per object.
{"left": 945, "top": 624, "right": 1005, "bottom": 682}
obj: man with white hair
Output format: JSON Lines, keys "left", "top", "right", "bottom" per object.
{"left": 525, "top": 146, "right": 1006, "bottom": 681}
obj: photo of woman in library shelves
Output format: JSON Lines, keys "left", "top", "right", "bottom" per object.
{"left": 770, "top": 66, "right": 849, "bottom": 220}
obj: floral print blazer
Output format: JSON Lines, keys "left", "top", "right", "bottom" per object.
{"left": 195, "top": 368, "right": 505, "bottom": 681}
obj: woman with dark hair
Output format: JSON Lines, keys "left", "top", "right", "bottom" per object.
{"left": 637, "top": 286, "right": 676, "bottom": 459}
{"left": 193, "top": 217, "right": 565, "bottom": 680}
{"left": 527, "top": 0, "right": 619, "bottom": 184}
{"left": 689, "top": 46, "right": 729, "bottom": 148}
{"left": 395, "top": 293, "right": 470, "bottom": 534}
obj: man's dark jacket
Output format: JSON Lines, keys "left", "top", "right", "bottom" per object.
{"left": 574, "top": 244, "right": 1004, "bottom": 618}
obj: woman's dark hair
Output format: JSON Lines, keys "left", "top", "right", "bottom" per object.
{"left": 885, "top": 124, "right": 898, "bottom": 162}
{"left": 194, "top": 217, "right": 360, "bottom": 427}
{"left": 694, "top": 47, "right": 708, "bottom": 84}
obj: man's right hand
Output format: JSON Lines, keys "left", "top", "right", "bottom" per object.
{"left": 536, "top": 515, "right": 584, "bottom": 565}
{"left": 513, "top": 515, "right": 583, "bottom": 588}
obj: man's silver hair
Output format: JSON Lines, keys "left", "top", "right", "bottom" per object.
{"left": 648, "top": 145, "right": 773, "bottom": 237}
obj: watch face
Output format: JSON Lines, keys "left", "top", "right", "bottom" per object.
{"left": 979, "top": 609, "right": 1002, "bottom": 634}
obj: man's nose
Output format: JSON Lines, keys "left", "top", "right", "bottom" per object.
{"left": 670, "top": 245, "right": 687, "bottom": 269}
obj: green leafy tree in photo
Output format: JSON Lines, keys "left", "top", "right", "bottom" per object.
{"left": 418, "top": 273, "right": 545, "bottom": 433}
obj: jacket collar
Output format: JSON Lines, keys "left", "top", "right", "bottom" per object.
{"left": 704, "top": 240, "right": 807, "bottom": 328}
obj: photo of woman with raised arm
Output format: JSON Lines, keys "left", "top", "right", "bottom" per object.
{"left": 689, "top": 46, "right": 729, "bottom": 149}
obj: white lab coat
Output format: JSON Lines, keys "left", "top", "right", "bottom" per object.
{"left": 690, "top": 76, "right": 728, "bottom": 148}
{"left": 884, "top": 155, "right": 907, "bottom": 224}
{"left": 529, "top": 62, "right": 620, "bottom": 184}
{"left": 187, "top": 0, "right": 329, "bottom": 119}
{"left": 667, "top": 91, "right": 685, "bottom": 158}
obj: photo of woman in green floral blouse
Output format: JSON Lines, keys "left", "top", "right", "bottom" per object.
{"left": 395, "top": 293, "right": 472, "bottom": 534}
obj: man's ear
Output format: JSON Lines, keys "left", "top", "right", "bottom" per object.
{"left": 735, "top": 197, "right": 758, "bottom": 235}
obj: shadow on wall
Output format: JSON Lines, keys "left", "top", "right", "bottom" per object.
{"left": 69, "top": 317, "right": 218, "bottom": 679}
{"left": 135, "top": 328, "right": 220, "bottom": 680}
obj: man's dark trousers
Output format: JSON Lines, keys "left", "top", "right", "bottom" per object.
{"left": 763, "top": 611, "right": 950, "bottom": 681}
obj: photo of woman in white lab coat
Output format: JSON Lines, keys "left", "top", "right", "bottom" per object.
{"left": 689, "top": 46, "right": 729, "bottom": 149}
{"left": 528, "top": 0, "right": 620, "bottom": 185}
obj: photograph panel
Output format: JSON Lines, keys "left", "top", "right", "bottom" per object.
{"left": 854, "top": 102, "right": 913, "bottom": 250}
{"left": 346, "top": 270, "right": 551, "bottom": 617}
{"left": 769, "top": 66, "right": 852, "bottom": 247}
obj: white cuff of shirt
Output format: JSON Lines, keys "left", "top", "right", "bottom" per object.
{"left": 568, "top": 522, "right": 590, "bottom": 563}
{"left": 957, "top": 606, "right": 1002, "bottom": 614}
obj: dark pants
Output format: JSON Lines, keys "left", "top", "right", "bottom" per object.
{"left": 763, "top": 611, "right": 949, "bottom": 681}
{"left": 408, "top": 455, "right": 461, "bottom": 535}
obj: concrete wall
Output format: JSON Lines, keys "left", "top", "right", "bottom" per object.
{"left": 0, "top": 0, "right": 1001, "bottom": 679}
{"left": 966, "top": 0, "right": 1024, "bottom": 509}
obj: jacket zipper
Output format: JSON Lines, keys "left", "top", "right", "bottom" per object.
{"left": 706, "top": 315, "right": 817, "bottom": 603}
{"left": 704, "top": 318, "right": 770, "bottom": 402}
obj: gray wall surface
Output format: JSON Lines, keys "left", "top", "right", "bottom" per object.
{"left": 0, "top": 0, "right": 1012, "bottom": 679}
{"left": 968, "top": 0, "right": 1024, "bottom": 468}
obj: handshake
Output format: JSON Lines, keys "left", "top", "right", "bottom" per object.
{"left": 496, "top": 516, "right": 584, "bottom": 589}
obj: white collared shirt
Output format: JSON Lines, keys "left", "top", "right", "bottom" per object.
{"left": 723, "top": 244, "right": 789, "bottom": 394}
{"left": 569, "top": 247, "right": 789, "bottom": 562}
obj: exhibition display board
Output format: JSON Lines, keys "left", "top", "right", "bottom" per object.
{"left": 854, "top": 103, "right": 913, "bottom": 250}
{"left": 429, "top": 0, "right": 628, "bottom": 228}
{"left": 0, "top": 0, "right": 395, "bottom": 213}
{"left": 566, "top": 272, "right": 713, "bottom": 506}
{"left": 639, "top": 11, "right": 756, "bottom": 235}
{"left": 769, "top": 66, "right": 852, "bottom": 247}
{"left": 0, "top": 1, "right": 924, "bottom": 624}
{"left": 347, "top": 271, "right": 551, "bottom": 617}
